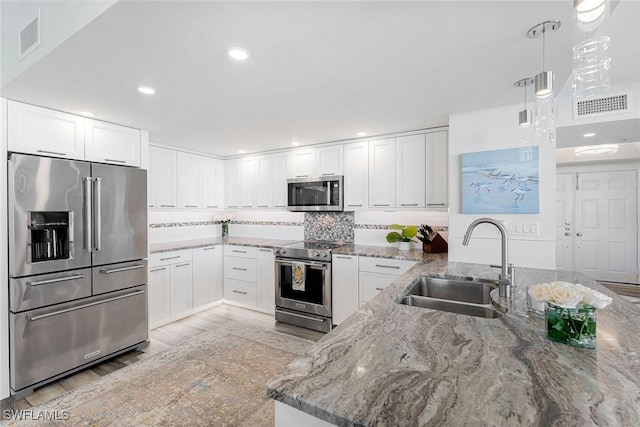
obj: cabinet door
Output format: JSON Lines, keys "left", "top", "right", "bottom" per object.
{"left": 255, "top": 155, "right": 273, "bottom": 208}
{"left": 257, "top": 248, "right": 276, "bottom": 311}
{"left": 170, "top": 262, "right": 193, "bottom": 316}
{"left": 426, "top": 130, "right": 448, "bottom": 208}
{"left": 332, "top": 255, "right": 359, "bottom": 325}
{"left": 288, "top": 148, "right": 316, "bottom": 178}
{"left": 8, "top": 100, "right": 85, "bottom": 159}
{"left": 148, "top": 265, "right": 171, "bottom": 327}
{"left": 358, "top": 271, "right": 396, "bottom": 303}
{"left": 193, "top": 246, "right": 223, "bottom": 306}
{"left": 368, "top": 138, "right": 396, "bottom": 208}
{"left": 149, "top": 146, "right": 177, "bottom": 208}
{"left": 343, "top": 141, "right": 368, "bottom": 210}
{"left": 84, "top": 119, "right": 141, "bottom": 166}
{"left": 317, "top": 145, "right": 343, "bottom": 176}
{"left": 201, "top": 157, "right": 224, "bottom": 209}
{"left": 240, "top": 157, "right": 256, "bottom": 208}
{"left": 176, "top": 152, "right": 201, "bottom": 208}
{"left": 224, "top": 158, "right": 240, "bottom": 208}
{"left": 271, "top": 153, "right": 289, "bottom": 209}
{"left": 396, "top": 134, "right": 426, "bottom": 208}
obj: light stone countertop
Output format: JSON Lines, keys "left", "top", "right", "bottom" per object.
{"left": 332, "top": 244, "right": 437, "bottom": 262}
{"left": 267, "top": 257, "right": 640, "bottom": 426}
{"left": 149, "top": 237, "right": 299, "bottom": 254}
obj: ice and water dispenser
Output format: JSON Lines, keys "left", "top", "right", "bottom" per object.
{"left": 28, "top": 212, "right": 72, "bottom": 263}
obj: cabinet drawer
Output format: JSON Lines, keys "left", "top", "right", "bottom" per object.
{"left": 149, "top": 249, "right": 193, "bottom": 267}
{"left": 224, "top": 245, "right": 259, "bottom": 259}
{"left": 358, "top": 257, "right": 415, "bottom": 275}
{"left": 10, "top": 268, "right": 92, "bottom": 312}
{"left": 224, "top": 279, "right": 257, "bottom": 305}
{"left": 93, "top": 261, "right": 147, "bottom": 295}
{"left": 224, "top": 256, "right": 257, "bottom": 282}
{"left": 359, "top": 271, "right": 398, "bottom": 302}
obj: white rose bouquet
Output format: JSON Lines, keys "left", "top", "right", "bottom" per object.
{"left": 529, "top": 281, "right": 612, "bottom": 348}
{"left": 214, "top": 214, "right": 233, "bottom": 223}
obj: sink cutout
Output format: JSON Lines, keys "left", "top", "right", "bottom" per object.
{"left": 397, "top": 275, "right": 503, "bottom": 319}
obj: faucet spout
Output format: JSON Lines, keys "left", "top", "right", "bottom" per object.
{"left": 462, "top": 218, "right": 512, "bottom": 297}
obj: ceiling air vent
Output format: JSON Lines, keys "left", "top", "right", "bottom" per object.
{"left": 19, "top": 12, "right": 40, "bottom": 61}
{"left": 573, "top": 93, "right": 630, "bottom": 119}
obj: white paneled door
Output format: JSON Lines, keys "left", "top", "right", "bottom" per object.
{"left": 557, "top": 171, "right": 638, "bottom": 283}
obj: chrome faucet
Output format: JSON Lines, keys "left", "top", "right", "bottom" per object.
{"left": 462, "top": 218, "right": 514, "bottom": 298}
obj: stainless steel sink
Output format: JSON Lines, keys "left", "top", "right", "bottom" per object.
{"left": 397, "top": 276, "right": 503, "bottom": 318}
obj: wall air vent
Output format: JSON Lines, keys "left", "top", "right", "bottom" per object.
{"left": 19, "top": 12, "right": 41, "bottom": 61}
{"left": 573, "top": 93, "right": 630, "bottom": 119}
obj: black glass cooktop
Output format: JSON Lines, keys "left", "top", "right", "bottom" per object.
{"left": 285, "top": 241, "right": 347, "bottom": 251}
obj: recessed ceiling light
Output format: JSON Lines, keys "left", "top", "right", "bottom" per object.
{"left": 583, "top": 132, "right": 596, "bottom": 137}
{"left": 238, "top": 150, "right": 246, "bottom": 154}
{"left": 291, "top": 142, "right": 300, "bottom": 146}
{"left": 228, "top": 47, "right": 250, "bottom": 61}
{"left": 574, "top": 144, "right": 618, "bottom": 156}
{"left": 357, "top": 132, "right": 367, "bottom": 137}
{"left": 137, "top": 86, "right": 156, "bottom": 95}
{"left": 79, "top": 111, "right": 96, "bottom": 117}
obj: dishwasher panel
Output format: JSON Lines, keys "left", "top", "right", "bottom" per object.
{"left": 10, "top": 286, "right": 148, "bottom": 393}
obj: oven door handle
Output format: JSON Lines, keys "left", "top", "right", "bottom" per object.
{"left": 275, "top": 309, "right": 325, "bottom": 323}
{"left": 274, "top": 258, "right": 328, "bottom": 269}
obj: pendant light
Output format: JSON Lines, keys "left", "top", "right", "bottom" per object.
{"left": 528, "top": 20, "right": 561, "bottom": 99}
{"left": 573, "top": 0, "right": 611, "bottom": 98}
{"left": 515, "top": 78, "right": 534, "bottom": 159}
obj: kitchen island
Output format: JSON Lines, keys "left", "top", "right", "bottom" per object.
{"left": 267, "top": 255, "right": 640, "bottom": 426}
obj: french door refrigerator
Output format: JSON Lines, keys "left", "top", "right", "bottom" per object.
{"left": 8, "top": 153, "right": 148, "bottom": 398}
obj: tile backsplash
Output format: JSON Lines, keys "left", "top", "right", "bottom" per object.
{"left": 304, "top": 212, "right": 355, "bottom": 242}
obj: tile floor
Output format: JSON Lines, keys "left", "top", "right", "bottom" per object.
{"left": 0, "top": 304, "right": 323, "bottom": 412}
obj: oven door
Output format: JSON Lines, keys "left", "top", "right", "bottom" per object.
{"left": 275, "top": 258, "right": 331, "bottom": 317}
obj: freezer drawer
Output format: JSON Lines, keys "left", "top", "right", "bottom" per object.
{"left": 9, "top": 268, "right": 92, "bottom": 313}
{"left": 10, "top": 286, "right": 148, "bottom": 393}
{"left": 93, "top": 260, "right": 147, "bottom": 295}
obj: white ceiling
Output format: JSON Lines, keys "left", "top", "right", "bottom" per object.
{"left": 1, "top": 0, "right": 639, "bottom": 157}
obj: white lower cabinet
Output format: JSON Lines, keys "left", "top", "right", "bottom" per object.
{"left": 257, "top": 248, "right": 276, "bottom": 311}
{"left": 148, "top": 265, "right": 171, "bottom": 326}
{"left": 332, "top": 255, "right": 359, "bottom": 325}
{"left": 358, "top": 258, "right": 416, "bottom": 305}
{"left": 170, "top": 262, "right": 193, "bottom": 316}
{"left": 149, "top": 245, "right": 224, "bottom": 328}
{"left": 193, "top": 246, "right": 223, "bottom": 305}
{"left": 224, "top": 279, "right": 258, "bottom": 305}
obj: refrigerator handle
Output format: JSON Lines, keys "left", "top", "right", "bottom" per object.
{"left": 83, "top": 177, "right": 93, "bottom": 252}
{"left": 94, "top": 177, "right": 102, "bottom": 251}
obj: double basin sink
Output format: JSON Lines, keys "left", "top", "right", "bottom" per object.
{"left": 397, "top": 275, "right": 503, "bottom": 318}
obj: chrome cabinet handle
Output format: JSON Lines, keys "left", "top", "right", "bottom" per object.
{"left": 28, "top": 274, "right": 85, "bottom": 287}
{"left": 37, "top": 149, "right": 67, "bottom": 156}
{"left": 232, "top": 267, "right": 247, "bottom": 271}
{"left": 101, "top": 264, "right": 144, "bottom": 274}
{"left": 427, "top": 203, "right": 447, "bottom": 207}
{"left": 335, "top": 256, "right": 353, "bottom": 259}
{"left": 347, "top": 204, "right": 363, "bottom": 207}
{"left": 375, "top": 264, "right": 400, "bottom": 269}
{"left": 257, "top": 205, "right": 269, "bottom": 208}
{"left": 321, "top": 173, "right": 335, "bottom": 176}
{"left": 104, "top": 158, "right": 126, "bottom": 164}
{"left": 373, "top": 204, "right": 389, "bottom": 207}
{"left": 94, "top": 177, "right": 102, "bottom": 251}
{"left": 259, "top": 249, "right": 272, "bottom": 252}
{"left": 232, "top": 250, "right": 247, "bottom": 253}
{"left": 150, "top": 267, "right": 167, "bottom": 272}
{"left": 184, "top": 205, "right": 198, "bottom": 208}
{"left": 160, "top": 205, "right": 175, "bottom": 208}
{"left": 400, "top": 204, "right": 418, "bottom": 206}
{"left": 375, "top": 287, "right": 385, "bottom": 291}
{"left": 29, "top": 290, "right": 144, "bottom": 321}
{"left": 232, "top": 290, "right": 247, "bottom": 295}
{"left": 206, "top": 205, "right": 218, "bottom": 208}
{"left": 160, "top": 255, "right": 180, "bottom": 261}
{"left": 175, "top": 263, "right": 190, "bottom": 268}
{"left": 203, "top": 247, "right": 217, "bottom": 251}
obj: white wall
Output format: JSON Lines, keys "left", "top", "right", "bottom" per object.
{"left": 448, "top": 103, "right": 557, "bottom": 269}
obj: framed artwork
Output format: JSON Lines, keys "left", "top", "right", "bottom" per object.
{"left": 461, "top": 146, "right": 539, "bottom": 214}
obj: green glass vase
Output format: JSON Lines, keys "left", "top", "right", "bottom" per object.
{"left": 545, "top": 303, "right": 596, "bottom": 349}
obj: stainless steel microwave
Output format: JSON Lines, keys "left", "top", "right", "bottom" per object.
{"left": 287, "top": 176, "right": 344, "bottom": 212}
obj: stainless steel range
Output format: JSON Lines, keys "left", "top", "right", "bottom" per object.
{"left": 274, "top": 241, "right": 347, "bottom": 332}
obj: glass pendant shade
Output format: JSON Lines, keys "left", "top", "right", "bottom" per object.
{"left": 572, "top": 0, "right": 610, "bottom": 98}
{"left": 534, "top": 94, "right": 556, "bottom": 145}
{"left": 520, "top": 124, "right": 534, "bottom": 162}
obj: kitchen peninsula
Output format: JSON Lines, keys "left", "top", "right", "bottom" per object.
{"left": 268, "top": 254, "right": 640, "bottom": 426}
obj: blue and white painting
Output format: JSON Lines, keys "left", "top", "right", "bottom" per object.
{"left": 461, "top": 146, "right": 539, "bottom": 214}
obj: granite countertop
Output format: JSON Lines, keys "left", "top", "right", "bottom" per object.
{"left": 332, "top": 244, "right": 436, "bottom": 262}
{"left": 267, "top": 257, "right": 640, "bottom": 426}
{"left": 149, "top": 237, "right": 299, "bottom": 254}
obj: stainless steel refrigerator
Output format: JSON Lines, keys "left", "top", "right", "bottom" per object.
{"left": 8, "top": 153, "right": 148, "bottom": 398}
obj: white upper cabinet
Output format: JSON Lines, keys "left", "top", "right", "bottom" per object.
{"left": 255, "top": 155, "right": 273, "bottom": 208}
{"left": 8, "top": 100, "right": 85, "bottom": 159}
{"left": 396, "top": 134, "right": 426, "bottom": 208}
{"left": 149, "top": 146, "right": 177, "bottom": 208}
{"left": 224, "top": 158, "right": 241, "bottom": 209}
{"left": 176, "top": 152, "right": 201, "bottom": 208}
{"left": 288, "top": 147, "right": 317, "bottom": 178}
{"left": 271, "top": 153, "right": 289, "bottom": 209}
{"left": 240, "top": 157, "right": 256, "bottom": 208}
{"left": 368, "top": 138, "right": 396, "bottom": 208}
{"left": 343, "top": 141, "right": 368, "bottom": 210}
{"left": 201, "top": 157, "right": 224, "bottom": 209}
{"left": 84, "top": 119, "right": 141, "bottom": 166}
{"left": 317, "top": 145, "right": 343, "bottom": 176}
{"left": 426, "top": 130, "right": 448, "bottom": 207}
